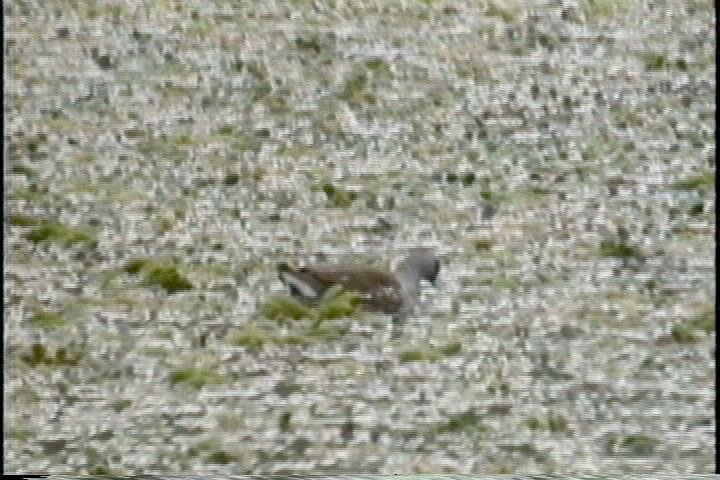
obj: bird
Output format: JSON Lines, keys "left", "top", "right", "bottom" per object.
{"left": 277, "top": 247, "right": 441, "bottom": 316}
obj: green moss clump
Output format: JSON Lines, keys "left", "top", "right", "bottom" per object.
{"left": 316, "top": 290, "right": 360, "bottom": 320}
{"left": 437, "top": 410, "right": 487, "bottom": 434}
{"left": 88, "top": 466, "right": 110, "bottom": 476}
{"left": 169, "top": 366, "right": 225, "bottom": 389}
{"left": 669, "top": 324, "right": 698, "bottom": 344}
{"left": 224, "top": 173, "right": 240, "bottom": 185}
{"left": 599, "top": 241, "right": 642, "bottom": 259}
{"left": 21, "top": 344, "right": 49, "bottom": 366}
{"left": 399, "top": 342, "right": 462, "bottom": 362}
{"left": 124, "top": 258, "right": 150, "bottom": 275}
{"left": 365, "top": 58, "right": 390, "bottom": 73}
{"left": 462, "top": 173, "right": 476, "bottom": 186}
{"left": 582, "top": 0, "right": 626, "bottom": 18}
{"left": 25, "top": 221, "right": 95, "bottom": 246}
{"left": 295, "top": 36, "right": 321, "bottom": 53}
{"left": 621, "top": 434, "right": 658, "bottom": 456}
{"left": 9, "top": 214, "right": 41, "bottom": 226}
{"left": 322, "top": 183, "right": 357, "bottom": 208}
{"left": 143, "top": 264, "right": 193, "bottom": 294}
{"left": 688, "top": 203, "right": 704, "bottom": 216}
{"left": 688, "top": 310, "right": 714, "bottom": 333}
{"left": 439, "top": 341, "right": 462, "bottom": 356}
{"left": 526, "top": 417, "right": 543, "bottom": 430}
{"left": 672, "top": 172, "right": 714, "bottom": 191}
{"left": 399, "top": 349, "right": 440, "bottom": 363}
{"left": 485, "top": 1, "right": 518, "bottom": 22}
{"left": 31, "top": 310, "right": 66, "bottom": 329}
{"left": 279, "top": 411, "right": 292, "bottom": 432}
{"left": 547, "top": 415, "right": 569, "bottom": 432}
{"left": 21, "top": 343, "right": 83, "bottom": 367}
{"left": 217, "top": 125, "right": 235, "bottom": 136}
{"left": 643, "top": 53, "right": 668, "bottom": 71}
{"left": 480, "top": 190, "right": 495, "bottom": 201}
{"left": 230, "top": 325, "right": 270, "bottom": 349}
{"left": 206, "top": 450, "right": 238, "bottom": 464}
{"left": 261, "top": 295, "right": 314, "bottom": 321}
{"left": 111, "top": 399, "right": 133, "bottom": 412}
{"left": 474, "top": 239, "right": 494, "bottom": 251}
{"left": 340, "top": 72, "right": 371, "bottom": 104}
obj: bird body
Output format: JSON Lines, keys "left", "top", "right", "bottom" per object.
{"left": 277, "top": 248, "right": 440, "bottom": 315}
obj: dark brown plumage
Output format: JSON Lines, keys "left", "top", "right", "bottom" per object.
{"left": 277, "top": 248, "right": 440, "bottom": 315}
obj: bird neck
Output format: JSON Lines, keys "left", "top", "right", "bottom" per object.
{"left": 394, "top": 263, "right": 422, "bottom": 299}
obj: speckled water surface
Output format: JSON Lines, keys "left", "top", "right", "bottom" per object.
{"left": 4, "top": 0, "right": 715, "bottom": 475}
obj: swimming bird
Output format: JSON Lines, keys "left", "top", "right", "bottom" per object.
{"left": 277, "top": 247, "right": 441, "bottom": 315}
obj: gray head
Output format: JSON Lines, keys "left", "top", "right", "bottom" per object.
{"left": 394, "top": 247, "right": 441, "bottom": 288}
